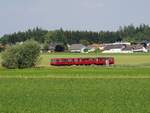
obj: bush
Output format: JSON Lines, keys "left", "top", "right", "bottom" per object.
{"left": 1, "top": 40, "right": 40, "bottom": 69}
{"left": 0, "top": 46, "right": 5, "bottom": 52}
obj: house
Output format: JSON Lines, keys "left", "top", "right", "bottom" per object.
{"left": 102, "top": 42, "right": 148, "bottom": 53}
{"left": 69, "top": 44, "right": 87, "bottom": 53}
{"left": 113, "top": 42, "right": 131, "bottom": 45}
{"left": 122, "top": 45, "right": 133, "bottom": 53}
{"left": 132, "top": 44, "right": 148, "bottom": 52}
{"left": 48, "top": 43, "right": 57, "bottom": 52}
{"left": 102, "top": 42, "right": 131, "bottom": 53}
{"left": 102, "top": 44, "right": 126, "bottom": 53}
{"left": 102, "top": 44, "right": 134, "bottom": 53}
{"left": 41, "top": 43, "right": 65, "bottom": 53}
{"left": 48, "top": 43, "right": 65, "bottom": 52}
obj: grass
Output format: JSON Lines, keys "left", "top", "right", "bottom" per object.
{"left": 39, "top": 52, "right": 150, "bottom": 67}
{"left": 1, "top": 52, "right": 150, "bottom": 66}
{"left": 0, "top": 78, "right": 150, "bottom": 113}
{"left": 1, "top": 53, "right": 150, "bottom": 113}
{"left": 0, "top": 66, "right": 150, "bottom": 77}
{"left": 0, "top": 66, "right": 150, "bottom": 113}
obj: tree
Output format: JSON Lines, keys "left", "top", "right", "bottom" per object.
{"left": 1, "top": 40, "right": 40, "bottom": 69}
{"left": 44, "top": 31, "right": 54, "bottom": 44}
{"left": 1, "top": 24, "right": 150, "bottom": 46}
{"left": 79, "top": 39, "right": 90, "bottom": 46}
{"left": 53, "top": 29, "right": 66, "bottom": 43}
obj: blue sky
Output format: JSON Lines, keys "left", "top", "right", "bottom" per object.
{"left": 0, "top": 0, "right": 150, "bottom": 36}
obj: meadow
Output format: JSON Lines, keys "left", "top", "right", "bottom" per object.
{"left": 39, "top": 52, "right": 150, "bottom": 66}
{"left": 1, "top": 52, "right": 150, "bottom": 67}
{"left": 1, "top": 78, "right": 150, "bottom": 113}
{"left": 0, "top": 53, "right": 150, "bottom": 113}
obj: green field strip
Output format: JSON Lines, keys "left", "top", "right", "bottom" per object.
{"left": 1, "top": 75, "right": 150, "bottom": 79}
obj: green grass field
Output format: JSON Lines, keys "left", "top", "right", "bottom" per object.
{"left": 1, "top": 52, "right": 150, "bottom": 66}
{"left": 39, "top": 53, "right": 150, "bottom": 67}
{"left": 0, "top": 78, "right": 150, "bottom": 113}
{"left": 0, "top": 53, "right": 150, "bottom": 113}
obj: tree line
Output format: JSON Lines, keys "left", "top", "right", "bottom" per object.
{"left": 0, "top": 24, "right": 150, "bottom": 46}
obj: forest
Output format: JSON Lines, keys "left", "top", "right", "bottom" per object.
{"left": 0, "top": 24, "right": 150, "bottom": 46}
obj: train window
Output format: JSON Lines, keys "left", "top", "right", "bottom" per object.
{"left": 51, "top": 59, "right": 57, "bottom": 62}
{"left": 95, "top": 58, "right": 98, "bottom": 62}
{"left": 68, "top": 59, "right": 72, "bottom": 62}
{"left": 82, "top": 58, "right": 87, "bottom": 61}
{"left": 56, "top": 59, "right": 60, "bottom": 62}
{"left": 64, "top": 59, "right": 68, "bottom": 62}
{"left": 74, "top": 59, "right": 78, "bottom": 62}
{"left": 98, "top": 58, "right": 101, "bottom": 61}
{"left": 88, "top": 58, "right": 93, "bottom": 61}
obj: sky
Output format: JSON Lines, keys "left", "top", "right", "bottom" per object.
{"left": 0, "top": 0, "right": 150, "bottom": 36}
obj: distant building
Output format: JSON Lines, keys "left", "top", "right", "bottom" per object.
{"left": 41, "top": 43, "right": 65, "bottom": 53}
{"left": 113, "top": 42, "right": 131, "bottom": 45}
{"left": 69, "top": 44, "right": 87, "bottom": 53}
{"left": 122, "top": 45, "right": 133, "bottom": 53}
{"left": 48, "top": 43, "right": 57, "bottom": 52}
{"left": 102, "top": 44, "right": 127, "bottom": 53}
{"left": 104, "top": 42, "right": 131, "bottom": 46}
{"left": 132, "top": 44, "right": 148, "bottom": 52}
{"left": 102, "top": 42, "right": 148, "bottom": 53}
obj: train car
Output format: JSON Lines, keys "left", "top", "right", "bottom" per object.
{"left": 50, "top": 57, "right": 114, "bottom": 66}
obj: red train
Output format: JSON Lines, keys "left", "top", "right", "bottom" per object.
{"left": 50, "top": 57, "right": 114, "bottom": 66}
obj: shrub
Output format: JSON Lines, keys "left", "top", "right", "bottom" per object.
{"left": 0, "top": 45, "right": 5, "bottom": 52}
{"left": 1, "top": 40, "right": 40, "bottom": 69}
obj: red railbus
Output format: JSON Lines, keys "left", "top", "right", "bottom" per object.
{"left": 50, "top": 57, "right": 114, "bottom": 66}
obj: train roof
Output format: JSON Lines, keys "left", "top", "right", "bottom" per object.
{"left": 51, "top": 57, "right": 114, "bottom": 59}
